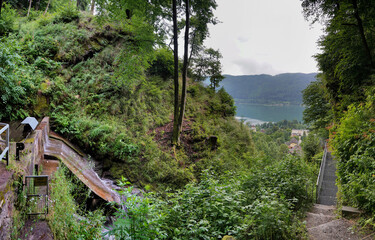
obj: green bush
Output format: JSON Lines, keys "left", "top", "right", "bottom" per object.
{"left": 21, "top": 31, "right": 59, "bottom": 61}
{"left": 55, "top": 3, "right": 80, "bottom": 23}
{"left": 333, "top": 101, "right": 375, "bottom": 215}
{"left": 109, "top": 168, "right": 311, "bottom": 239}
{"left": 301, "top": 133, "right": 322, "bottom": 162}
{"left": 241, "top": 190, "right": 293, "bottom": 239}
{"left": 208, "top": 88, "right": 236, "bottom": 117}
{"left": 48, "top": 166, "right": 104, "bottom": 240}
{"left": 34, "top": 56, "right": 60, "bottom": 74}
{"left": 242, "top": 155, "right": 315, "bottom": 211}
{"left": 147, "top": 48, "right": 174, "bottom": 80}
{"left": 0, "top": 3, "right": 16, "bottom": 36}
{"left": 37, "top": 13, "right": 56, "bottom": 27}
{"left": 154, "top": 171, "right": 246, "bottom": 239}
{"left": 103, "top": 177, "right": 164, "bottom": 239}
{"left": 0, "top": 39, "right": 39, "bottom": 120}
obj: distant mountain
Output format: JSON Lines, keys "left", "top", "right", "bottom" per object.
{"left": 215, "top": 73, "right": 317, "bottom": 105}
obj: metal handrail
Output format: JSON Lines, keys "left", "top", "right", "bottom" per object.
{"left": 316, "top": 142, "right": 328, "bottom": 203}
{"left": 0, "top": 123, "right": 10, "bottom": 165}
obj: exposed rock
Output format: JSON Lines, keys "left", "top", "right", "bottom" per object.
{"left": 222, "top": 236, "right": 235, "bottom": 240}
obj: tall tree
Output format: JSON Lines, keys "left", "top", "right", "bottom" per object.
{"left": 0, "top": 0, "right": 3, "bottom": 17}
{"left": 177, "top": 0, "right": 190, "bottom": 139}
{"left": 27, "top": 0, "right": 32, "bottom": 17}
{"left": 301, "top": 0, "right": 375, "bottom": 113}
{"left": 302, "top": 76, "right": 331, "bottom": 132}
{"left": 171, "top": 0, "right": 219, "bottom": 145}
{"left": 35, "top": 0, "right": 40, "bottom": 10}
{"left": 192, "top": 47, "right": 224, "bottom": 90}
{"left": 43, "top": 0, "right": 50, "bottom": 15}
{"left": 171, "top": 0, "right": 180, "bottom": 146}
{"left": 95, "top": 0, "right": 219, "bottom": 146}
{"left": 90, "top": 0, "right": 95, "bottom": 14}
{"left": 350, "top": 0, "right": 374, "bottom": 68}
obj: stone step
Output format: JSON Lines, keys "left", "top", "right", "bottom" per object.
{"left": 321, "top": 182, "right": 337, "bottom": 189}
{"left": 342, "top": 206, "right": 362, "bottom": 218}
{"left": 323, "top": 175, "right": 336, "bottom": 182}
{"left": 320, "top": 191, "right": 337, "bottom": 198}
{"left": 324, "top": 162, "right": 336, "bottom": 167}
{"left": 308, "top": 219, "right": 362, "bottom": 240}
{"left": 321, "top": 181, "right": 337, "bottom": 188}
{"left": 306, "top": 212, "right": 335, "bottom": 228}
{"left": 319, "top": 195, "right": 336, "bottom": 205}
{"left": 309, "top": 204, "right": 336, "bottom": 215}
{"left": 324, "top": 168, "right": 336, "bottom": 174}
{"left": 324, "top": 171, "right": 336, "bottom": 176}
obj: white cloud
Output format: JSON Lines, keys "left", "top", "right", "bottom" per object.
{"left": 204, "top": 0, "right": 323, "bottom": 75}
{"left": 237, "top": 36, "right": 248, "bottom": 43}
{"left": 232, "top": 58, "right": 280, "bottom": 75}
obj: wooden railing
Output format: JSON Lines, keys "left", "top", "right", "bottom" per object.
{"left": 316, "top": 142, "right": 328, "bottom": 203}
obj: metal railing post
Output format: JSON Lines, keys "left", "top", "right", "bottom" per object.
{"left": 316, "top": 142, "right": 328, "bottom": 203}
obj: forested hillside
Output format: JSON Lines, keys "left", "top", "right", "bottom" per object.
{"left": 301, "top": 0, "right": 375, "bottom": 230}
{"left": 0, "top": 1, "right": 329, "bottom": 239}
{"left": 217, "top": 73, "right": 316, "bottom": 104}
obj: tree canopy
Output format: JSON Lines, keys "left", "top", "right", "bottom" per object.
{"left": 301, "top": 0, "right": 375, "bottom": 113}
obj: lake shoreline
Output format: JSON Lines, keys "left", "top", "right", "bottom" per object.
{"left": 235, "top": 102, "right": 304, "bottom": 123}
{"left": 234, "top": 100, "right": 304, "bottom": 107}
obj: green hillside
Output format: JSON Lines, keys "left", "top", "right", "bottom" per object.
{"left": 0, "top": 2, "right": 325, "bottom": 239}
{"left": 219, "top": 73, "right": 317, "bottom": 104}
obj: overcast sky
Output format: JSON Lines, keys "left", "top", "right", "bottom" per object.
{"left": 204, "top": 0, "right": 323, "bottom": 76}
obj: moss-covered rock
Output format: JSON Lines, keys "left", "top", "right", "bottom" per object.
{"left": 222, "top": 236, "right": 235, "bottom": 240}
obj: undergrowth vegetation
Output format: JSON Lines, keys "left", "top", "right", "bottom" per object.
{"left": 108, "top": 154, "right": 315, "bottom": 239}
{"left": 0, "top": 5, "right": 321, "bottom": 238}
{"left": 331, "top": 88, "right": 375, "bottom": 227}
{"left": 48, "top": 166, "right": 104, "bottom": 240}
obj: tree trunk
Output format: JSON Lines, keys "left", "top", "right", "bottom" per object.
{"left": 171, "top": 0, "right": 180, "bottom": 146}
{"left": 27, "top": 0, "right": 33, "bottom": 17}
{"left": 77, "top": 0, "right": 80, "bottom": 9}
{"left": 351, "top": 0, "right": 374, "bottom": 69}
{"left": 177, "top": 0, "right": 190, "bottom": 137}
{"left": 90, "top": 0, "right": 95, "bottom": 14}
{"left": 35, "top": 0, "right": 40, "bottom": 11}
{"left": 188, "top": 30, "right": 196, "bottom": 65}
{"left": 0, "top": 0, "right": 3, "bottom": 18}
{"left": 44, "top": 0, "right": 50, "bottom": 16}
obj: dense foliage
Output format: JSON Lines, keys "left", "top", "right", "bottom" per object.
{"left": 331, "top": 90, "right": 375, "bottom": 215}
{"left": 49, "top": 166, "right": 104, "bottom": 239}
{"left": 301, "top": 0, "right": 375, "bottom": 228}
{"left": 109, "top": 154, "right": 315, "bottom": 239}
{"left": 0, "top": 2, "right": 323, "bottom": 239}
{"left": 0, "top": 38, "right": 40, "bottom": 120}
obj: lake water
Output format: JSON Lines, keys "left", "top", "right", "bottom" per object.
{"left": 235, "top": 102, "right": 304, "bottom": 125}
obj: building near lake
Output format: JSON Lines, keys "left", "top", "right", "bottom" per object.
{"left": 250, "top": 125, "right": 257, "bottom": 132}
{"left": 291, "top": 129, "right": 309, "bottom": 137}
{"left": 288, "top": 143, "right": 302, "bottom": 155}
